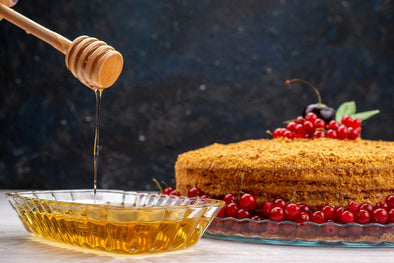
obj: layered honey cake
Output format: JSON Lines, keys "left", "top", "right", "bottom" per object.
{"left": 175, "top": 138, "right": 394, "bottom": 210}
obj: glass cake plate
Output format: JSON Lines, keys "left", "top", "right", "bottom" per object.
{"left": 6, "top": 190, "right": 225, "bottom": 254}
{"left": 204, "top": 217, "right": 394, "bottom": 247}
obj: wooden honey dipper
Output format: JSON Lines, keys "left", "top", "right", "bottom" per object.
{"left": 0, "top": 1, "right": 123, "bottom": 90}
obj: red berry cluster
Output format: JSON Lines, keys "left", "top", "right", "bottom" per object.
{"left": 259, "top": 195, "right": 394, "bottom": 225}
{"left": 216, "top": 192, "right": 258, "bottom": 220}
{"left": 273, "top": 113, "right": 362, "bottom": 140}
{"left": 161, "top": 186, "right": 180, "bottom": 196}
{"left": 157, "top": 182, "right": 394, "bottom": 226}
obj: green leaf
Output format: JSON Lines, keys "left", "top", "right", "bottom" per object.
{"left": 351, "top": 110, "right": 380, "bottom": 120}
{"left": 336, "top": 101, "right": 356, "bottom": 122}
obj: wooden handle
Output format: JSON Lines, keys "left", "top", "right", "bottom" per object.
{"left": 0, "top": 4, "right": 71, "bottom": 54}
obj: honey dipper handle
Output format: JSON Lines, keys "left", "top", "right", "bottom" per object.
{"left": 0, "top": 4, "right": 71, "bottom": 54}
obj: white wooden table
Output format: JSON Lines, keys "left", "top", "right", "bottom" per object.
{"left": 1, "top": 190, "right": 393, "bottom": 263}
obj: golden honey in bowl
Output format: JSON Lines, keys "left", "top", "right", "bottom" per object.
{"left": 7, "top": 190, "right": 224, "bottom": 254}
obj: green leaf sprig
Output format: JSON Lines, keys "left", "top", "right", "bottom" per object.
{"left": 335, "top": 101, "right": 380, "bottom": 122}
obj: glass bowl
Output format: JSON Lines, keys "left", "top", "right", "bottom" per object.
{"left": 6, "top": 189, "right": 225, "bottom": 254}
{"left": 204, "top": 217, "right": 394, "bottom": 247}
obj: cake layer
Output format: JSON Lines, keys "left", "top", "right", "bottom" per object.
{"left": 175, "top": 138, "right": 394, "bottom": 209}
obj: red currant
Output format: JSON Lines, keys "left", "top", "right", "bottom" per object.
{"left": 311, "top": 211, "right": 326, "bottom": 224}
{"left": 295, "top": 116, "right": 304, "bottom": 124}
{"left": 305, "top": 112, "right": 318, "bottom": 123}
{"left": 223, "top": 193, "right": 237, "bottom": 204}
{"left": 328, "top": 120, "right": 340, "bottom": 130}
{"left": 355, "top": 209, "right": 371, "bottom": 224}
{"left": 359, "top": 203, "right": 374, "bottom": 213}
{"left": 303, "top": 120, "right": 314, "bottom": 133}
{"left": 321, "top": 205, "right": 335, "bottom": 220}
{"left": 375, "top": 201, "right": 388, "bottom": 210}
{"left": 336, "top": 124, "right": 348, "bottom": 140}
{"left": 251, "top": 215, "right": 262, "bottom": 221}
{"left": 216, "top": 207, "right": 226, "bottom": 218}
{"left": 313, "top": 118, "right": 326, "bottom": 129}
{"left": 341, "top": 210, "right": 355, "bottom": 223}
{"left": 163, "top": 187, "right": 175, "bottom": 195}
{"left": 236, "top": 209, "right": 251, "bottom": 219}
{"left": 169, "top": 190, "right": 181, "bottom": 196}
{"left": 341, "top": 115, "right": 353, "bottom": 127}
{"left": 273, "top": 128, "right": 286, "bottom": 138}
{"left": 294, "top": 212, "right": 310, "bottom": 223}
{"left": 284, "top": 203, "right": 301, "bottom": 220}
{"left": 298, "top": 203, "right": 312, "bottom": 215}
{"left": 350, "top": 118, "right": 362, "bottom": 128}
{"left": 294, "top": 124, "right": 306, "bottom": 138}
{"left": 385, "top": 195, "right": 394, "bottom": 209}
{"left": 283, "top": 129, "right": 294, "bottom": 139}
{"left": 273, "top": 198, "right": 286, "bottom": 209}
{"left": 334, "top": 206, "right": 345, "bottom": 222}
{"left": 313, "top": 130, "right": 326, "bottom": 138}
{"left": 188, "top": 187, "right": 203, "bottom": 197}
{"left": 270, "top": 207, "right": 285, "bottom": 222}
{"left": 263, "top": 201, "right": 274, "bottom": 217}
{"left": 347, "top": 127, "right": 359, "bottom": 140}
{"left": 225, "top": 203, "right": 239, "bottom": 218}
{"left": 348, "top": 201, "right": 360, "bottom": 213}
{"left": 389, "top": 208, "right": 394, "bottom": 223}
{"left": 326, "top": 129, "right": 337, "bottom": 139}
{"left": 372, "top": 208, "right": 388, "bottom": 224}
{"left": 286, "top": 122, "right": 297, "bottom": 132}
{"left": 239, "top": 193, "right": 257, "bottom": 211}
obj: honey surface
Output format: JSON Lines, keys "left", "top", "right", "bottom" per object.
{"left": 17, "top": 206, "right": 210, "bottom": 254}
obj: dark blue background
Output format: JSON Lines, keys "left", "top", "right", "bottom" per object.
{"left": 1, "top": 0, "right": 393, "bottom": 190}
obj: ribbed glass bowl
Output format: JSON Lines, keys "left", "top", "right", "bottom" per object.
{"left": 204, "top": 217, "right": 394, "bottom": 247}
{"left": 6, "top": 190, "right": 225, "bottom": 254}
